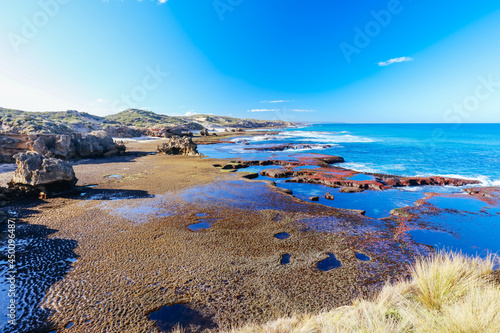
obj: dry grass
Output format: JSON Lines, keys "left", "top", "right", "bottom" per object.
{"left": 224, "top": 252, "right": 500, "bottom": 333}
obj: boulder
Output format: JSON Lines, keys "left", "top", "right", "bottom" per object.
{"left": 28, "top": 132, "right": 125, "bottom": 159}
{"left": 279, "top": 188, "right": 293, "bottom": 195}
{"left": 221, "top": 163, "right": 245, "bottom": 170}
{"left": 242, "top": 172, "right": 259, "bottom": 180}
{"left": 157, "top": 136, "right": 200, "bottom": 156}
{"left": 200, "top": 128, "right": 210, "bottom": 136}
{"left": 390, "top": 208, "right": 413, "bottom": 218}
{"left": 325, "top": 192, "right": 335, "bottom": 200}
{"left": 339, "top": 187, "right": 365, "bottom": 193}
{"left": 260, "top": 168, "right": 294, "bottom": 178}
{"left": 309, "top": 196, "right": 319, "bottom": 201}
{"left": 9, "top": 152, "right": 77, "bottom": 195}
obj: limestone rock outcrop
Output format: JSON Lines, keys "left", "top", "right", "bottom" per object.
{"left": 28, "top": 132, "right": 126, "bottom": 159}
{"left": 0, "top": 134, "right": 30, "bottom": 163}
{"left": 9, "top": 152, "right": 78, "bottom": 195}
{"left": 157, "top": 136, "right": 200, "bottom": 156}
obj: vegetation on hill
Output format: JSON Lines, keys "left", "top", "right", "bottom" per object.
{"left": 104, "top": 109, "right": 187, "bottom": 127}
{"left": 0, "top": 108, "right": 296, "bottom": 134}
{"left": 184, "top": 114, "right": 292, "bottom": 128}
{"left": 0, "top": 107, "right": 109, "bottom": 134}
{"left": 218, "top": 252, "right": 500, "bottom": 333}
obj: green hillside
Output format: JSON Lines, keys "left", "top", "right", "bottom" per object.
{"left": 0, "top": 107, "right": 297, "bottom": 134}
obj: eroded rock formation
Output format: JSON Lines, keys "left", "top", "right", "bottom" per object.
{"left": 9, "top": 152, "right": 78, "bottom": 195}
{"left": 0, "top": 134, "right": 30, "bottom": 163}
{"left": 157, "top": 136, "right": 200, "bottom": 156}
{"left": 29, "top": 131, "right": 126, "bottom": 159}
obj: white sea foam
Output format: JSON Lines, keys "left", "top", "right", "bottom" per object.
{"left": 433, "top": 174, "right": 500, "bottom": 187}
{"left": 113, "top": 136, "right": 160, "bottom": 142}
{"left": 278, "top": 131, "right": 378, "bottom": 144}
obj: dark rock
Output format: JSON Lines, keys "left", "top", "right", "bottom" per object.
{"left": 314, "top": 155, "right": 345, "bottom": 164}
{"left": 221, "top": 163, "right": 245, "bottom": 170}
{"left": 200, "top": 128, "right": 210, "bottom": 136}
{"left": 385, "top": 176, "right": 480, "bottom": 187}
{"left": 245, "top": 143, "right": 332, "bottom": 152}
{"left": 260, "top": 168, "right": 294, "bottom": 178}
{"left": 309, "top": 196, "right": 320, "bottom": 201}
{"left": 339, "top": 187, "right": 365, "bottom": 193}
{"left": 279, "top": 188, "right": 293, "bottom": 195}
{"left": 242, "top": 172, "right": 259, "bottom": 179}
{"left": 325, "top": 192, "right": 335, "bottom": 200}
{"left": 157, "top": 136, "right": 200, "bottom": 156}
{"left": 390, "top": 208, "right": 413, "bottom": 218}
{"left": 347, "top": 209, "right": 366, "bottom": 216}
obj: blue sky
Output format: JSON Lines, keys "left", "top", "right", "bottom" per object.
{"left": 1, "top": 0, "right": 500, "bottom": 122}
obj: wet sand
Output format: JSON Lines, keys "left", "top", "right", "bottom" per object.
{"left": 3, "top": 138, "right": 419, "bottom": 332}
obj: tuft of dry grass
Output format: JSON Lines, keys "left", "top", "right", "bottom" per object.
{"left": 224, "top": 252, "right": 500, "bottom": 333}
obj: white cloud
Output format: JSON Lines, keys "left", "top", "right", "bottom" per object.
{"left": 184, "top": 110, "right": 197, "bottom": 116}
{"left": 248, "top": 109, "right": 279, "bottom": 112}
{"left": 261, "top": 100, "right": 295, "bottom": 103}
{"left": 119, "top": 0, "right": 167, "bottom": 4}
{"left": 378, "top": 57, "right": 414, "bottom": 67}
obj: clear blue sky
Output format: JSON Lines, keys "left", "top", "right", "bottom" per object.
{"left": 1, "top": 0, "right": 500, "bottom": 123}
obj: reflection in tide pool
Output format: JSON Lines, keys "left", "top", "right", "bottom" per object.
{"left": 408, "top": 194, "right": 500, "bottom": 257}
{"left": 278, "top": 182, "right": 427, "bottom": 218}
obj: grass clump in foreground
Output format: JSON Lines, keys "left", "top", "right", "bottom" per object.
{"left": 221, "top": 252, "right": 500, "bottom": 333}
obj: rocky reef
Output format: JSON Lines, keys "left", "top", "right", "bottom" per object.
{"left": 214, "top": 154, "right": 480, "bottom": 193}
{"left": 244, "top": 143, "right": 332, "bottom": 152}
{"left": 157, "top": 136, "right": 200, "bottom": 156}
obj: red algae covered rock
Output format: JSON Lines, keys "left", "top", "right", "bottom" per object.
{"left": 260, "top": 168, "right": 294, "bottom": 178}
{"left": 325, "top": 192, "right": 335, "bottom": 200}
{"left": 384, "top": 176, "right": 480, "bottom": 187}
{"left": 340, "top": 187, "right": 365, "bottom": 193}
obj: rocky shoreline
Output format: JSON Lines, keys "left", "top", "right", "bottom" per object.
{"left": 1, "top": 130, "right": 499, "bottom": 332}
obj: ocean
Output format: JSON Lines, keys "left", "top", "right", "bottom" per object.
{"left": 200, "top": 123, "right": 500, "bottom": 185}
{"left": 199, "top": 123, "right": 500, "bottom": 257}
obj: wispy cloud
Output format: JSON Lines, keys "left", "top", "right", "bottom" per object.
{"left": 119, "top": 0, "right": 167, "bottom": 4}
{"left": 290, "top": 109, "right": 315, "bottom": 112}
{"left": 378, "top": 57, "right": 413, "bottom": 67}
{"left": 260, "top": 100, "right": 295, "bottom": 103}
{"left": 248, "top": 109, "right": 279, "bottom": 112}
